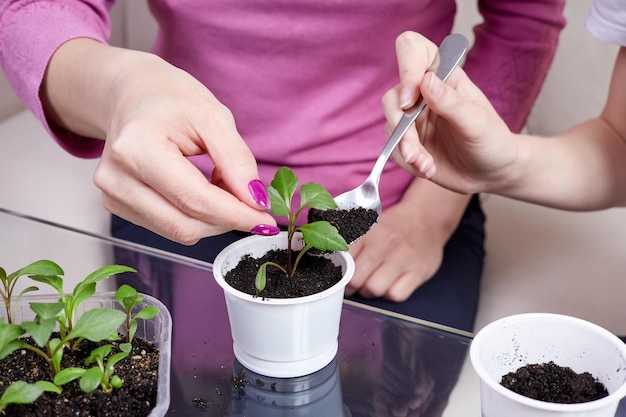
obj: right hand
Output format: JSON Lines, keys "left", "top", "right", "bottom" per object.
{"left": 382, "top": 32, "right": 521, "bottom": 195}
{"left": 45, "top": 39, "right": 278, "bottom": 244}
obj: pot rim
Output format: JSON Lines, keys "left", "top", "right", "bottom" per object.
{"left": 212, "top": 232, "right": 355, "bottom": 305}
{"left": 470, "top": 312, "right": 626, "bottom": 411}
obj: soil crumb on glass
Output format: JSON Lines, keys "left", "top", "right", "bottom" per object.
{"left": 307, "top": 207, "right": 378, "bottom": 244}
{"left": 500, "top": 361, "right": 608, "bottom": 404}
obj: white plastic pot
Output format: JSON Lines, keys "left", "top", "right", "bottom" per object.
{"left": 470, "top": 313, "right": 626, "bottom": 417}
{"left": 213, "top": 232, "right": 355, "bottom": 378}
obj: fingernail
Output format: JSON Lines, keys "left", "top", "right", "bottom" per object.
{"left": 248, "top": 179, "right": 269, "bottom": 208}
{"left": 428, "top": 73, "right": 443, "bottom": 97}
{"left": 399, "top": 87, "right": 413, "bottom": 109}
{"left": 251, "top": 224, "right": 280, "bottom": 236}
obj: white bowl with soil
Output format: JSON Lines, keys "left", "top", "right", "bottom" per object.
{"left": 213, "top": 232, "right": 355, "bottom": 378}
{"left": 470, "top": 313, "right": 626, "bottom": 417}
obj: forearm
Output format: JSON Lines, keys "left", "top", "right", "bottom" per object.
{"left": 498, "top": 121, "right": 626, "bottom": 210}
{"left": 495, "top": 47, "right": 626, "bottom": 210}
{"left": 41, "top": 38, "right": 159, "bottom": 139}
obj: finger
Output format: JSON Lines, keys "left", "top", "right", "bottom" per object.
{"left": 95, "top": 150, "right": 276, "bottom": 240}
{"left": 101, "top": 180, "right": 230, "bottom": 245}
{"left": 382, "top": 85, "right": 436, "bottom": 178}
{"left": 194, "top": 110, "right": 271, "bottom": 210}
{"left": 351, "top": 246, "right": 397, "bottom": 299}
{"left": 395, "top": 31, "right": 439, "bottom": 109}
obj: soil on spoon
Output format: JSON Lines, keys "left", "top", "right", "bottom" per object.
{"left": 224, "top": 249, "right": 343, "bottom": 298}
{"left": 501, "top": 361, "right": 608, "bottom": 404}
{"left": 0, "top": 335, "right": 160, "bottom": 417}
{"left": 308, "top": 207, "right": 378, "bottom": 244}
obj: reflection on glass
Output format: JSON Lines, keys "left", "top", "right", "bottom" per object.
{"left": 229, "top": 357, "right": 346, "bottom": 416}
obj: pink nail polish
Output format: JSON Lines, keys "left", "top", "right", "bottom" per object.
{"left": 248, "top": 179, "right": 269, "bottom": 208}
{"left": 251, "top": 224, "right": 280, "bottom": 236}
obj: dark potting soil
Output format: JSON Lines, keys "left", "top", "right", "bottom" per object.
{"left": 0, "top": 335, "right": 160, "bottom": 417}
{"left": 501, "top": 361, "right": 608, "bottom": 404}
{"left": 224, "top": 249, "right": 343, "bottom": 298}
{"left": 308, "top": 207, "right": 378, "bottom": 244}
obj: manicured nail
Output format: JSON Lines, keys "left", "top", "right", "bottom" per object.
{"left": 400, "top": 87, "right": 413, "bottom": 109}
{"left": 428, "top": 73, "right": 443, "bottom": 97}
{"left": 248, "top": 179, "right": 269, "bottom": 208}
{"left": 251, "top": 224, "right": 280, "bottom": 236}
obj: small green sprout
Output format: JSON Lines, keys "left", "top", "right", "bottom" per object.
{"left": 0, "top": 260, "right": 64, "bottom": 324}
{"left": 115, "top": 284, "right": 160, "bottom": 343}
{"left": 29, "top": 264, "right": 136, "bottom": 349}
{"left": 255, "top": 167, "right": 348, "bottom": 292}
{"left": 0, "top": 263, "right": 135, "bottom": 377}
{"left": 54, "top": 342, "right": 132, "bottom": 393}
{"left": 0, "top": 380, "right": 60, "bottom": 413}
{"left": 0, "top": 260, "right": 157, "bottom": 411}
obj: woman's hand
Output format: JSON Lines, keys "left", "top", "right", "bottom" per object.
{"left": 43, "top": 39, "right": 278, "bottom": 244}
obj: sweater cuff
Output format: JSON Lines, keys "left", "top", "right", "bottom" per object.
{"left": 0, "top": 1, "right": 110, "bottom": 157}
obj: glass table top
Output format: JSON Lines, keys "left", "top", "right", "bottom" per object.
{"left": 0, "top": 207, "right": 474, "bottom": 416}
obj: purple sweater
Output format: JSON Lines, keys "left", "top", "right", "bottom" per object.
{"left": 0, "top": 0, "right": 565, "bottom": 208}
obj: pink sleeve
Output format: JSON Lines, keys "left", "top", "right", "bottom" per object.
{"left": 0, "top": 0, "right": 114, "bottom": 158}
{"left": 464, "top": 0, "right": 566, "bottom": 133}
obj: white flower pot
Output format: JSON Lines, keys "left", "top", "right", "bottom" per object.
{"left": 470, "top": 313, "right": 626, "bottom": 417}
{"left": 213, "top": 232, "right": 355, "bottom": 378}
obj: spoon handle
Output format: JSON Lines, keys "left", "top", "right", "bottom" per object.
{"left": 368, "top": 33, "right": 469, "bottom": 183}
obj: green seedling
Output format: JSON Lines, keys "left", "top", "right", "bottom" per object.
{"left": 0, "top": 263, "right": 135, "bottom": 376}
{"left": 0, "top": 260, "right": 64, "bottom": 324}
{"left": 255, "top": 167, "right": 348, "bottom": 292}
{"left": 29, "top": 264, "right": 136, "bottom": 349}
{"left": 115, "top": 284, "right": 159, "bottom": 343}
{"left": 0, "top": 304, "right": 126, "bottom": 376}
{"left": 54, "top": 342, "right": 132, "bottom": 393}
{"left": 0, "top": 380, "right": 60, "bottom": 413}
{"left": 0, "top": 260, "right": 157, "bottom": 411}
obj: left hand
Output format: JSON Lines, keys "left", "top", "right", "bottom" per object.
{"left": 345, "top": 200, "right": 445, "bottom": 302}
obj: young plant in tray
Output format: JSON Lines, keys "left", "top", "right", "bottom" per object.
{"left": 255, "top": 166, "right": 349, "bottom": 292}
{"left": 0, "top": 260, "right": 64, "bottom": 324}
{"left": 0, "top": 260, "right": 160, "bottom": 412}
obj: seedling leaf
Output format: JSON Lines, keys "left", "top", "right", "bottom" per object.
{"left": 21, "top": 318, "right": 57, "bottom": 348}
{"left": 0, "top": 381, "right": 44, "bottom": 407}
{"left": 68, "top": 308, "right": 125, "bottom": 342}
{"left": 29, "top": 302, "right": 64, "bottom": 320}
{"left": 300, "top": 182, "right": 337, "bottom": 210}
{"left": 299, "top": 221, "right": 348, "bottom": 251}
{"left": 54, "top": 367, "right": 86, "bottom": 385}
{"left": 255, "top": 263, "right": 268, "bottom": 291}
{"left": 268, "top": 166, "right": 298, "bottom": 216}
{"left": 133, "top": 306, "right": 159, "bottom": 321}
{"left": 79, "top": 366, "right": 104, "bottom": 393}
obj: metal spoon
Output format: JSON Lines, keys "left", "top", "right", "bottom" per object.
{"left": 332, "top": 33, "right": 469, "bottom": 237}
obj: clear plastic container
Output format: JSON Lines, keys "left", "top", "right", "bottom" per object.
{"left": 5, "top": 291, "right": 172, "bottom": 417}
